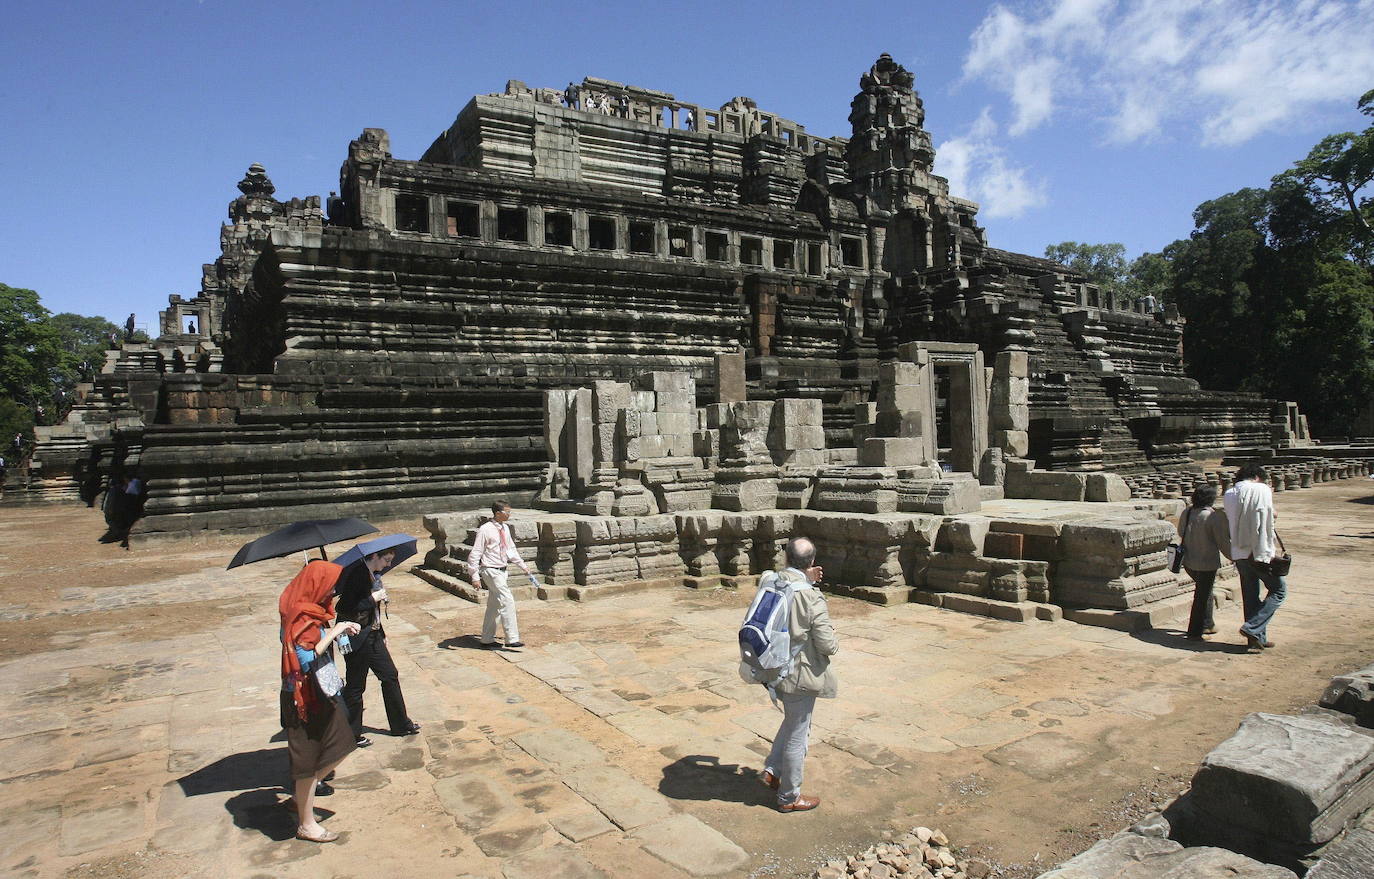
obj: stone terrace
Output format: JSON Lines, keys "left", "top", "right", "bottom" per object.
{"left": 2, "top": 478, "right": 1374, "bottom": 877}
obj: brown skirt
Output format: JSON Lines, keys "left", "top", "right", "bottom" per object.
{"left": 283, "top": 692, "right": 356, "bottom": 779}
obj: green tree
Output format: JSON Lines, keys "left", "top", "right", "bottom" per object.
{"left": 1274, "top": 89, "right": 1374, "bottom": 259}
{"left": 1123, "top": 251, "right": 1173, "bottom": 305}
{"left": 0, "top": 283, "right": 65, "bottom": 443}
{"left": 50, "top": 312, "right": 118, "bottom": 399}
{"left": 1044, "top": 241, "right": 1130, "bottom": 293}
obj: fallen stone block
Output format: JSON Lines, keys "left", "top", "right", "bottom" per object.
{"left": 1321, "top": 665, "right": 1374, "bottom": 726}
{"left": 1034, "top": 831, "right": 1296, "bottom": 878}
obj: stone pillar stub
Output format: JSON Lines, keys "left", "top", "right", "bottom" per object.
{"left": 715, "top": 351, "right": 746, "bottom": 404}
{"left": 543, "top": 389, "right": 570, "bottom": 464}
{"left": 567, "top": 388, "right": 594, "bottom": 494}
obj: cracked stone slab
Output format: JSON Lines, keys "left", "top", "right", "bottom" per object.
{"left": 562, "top": 764, "right": 675, "bottom": 830}
{"left": 631, "top": 812, "right": 749, "bottom": 876}
{"left": 510, "top": 728, "right": 607, "bottom": 772}
{"left": 566, "top": 688, "right": 638, "bottom": 717}
{"left": 944, "top": 719, "right": 1032, "bottom": 749}
{"left": 433, "top": 775, "right": 525, "bottom": 833}
{"left": 501, "top": 842, "right": 611, "bottom": 879}
{"left": 472, "top": 821, "right": 547, "bottom": 857}
{"left": 824, "top": 733, "right": 901, "bottom": 767}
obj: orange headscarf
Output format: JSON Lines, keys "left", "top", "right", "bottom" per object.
{"left": 279, "top": 560, "right": 343, "bottom": 723}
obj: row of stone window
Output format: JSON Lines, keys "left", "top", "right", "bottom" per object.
{"left": 393, "top": 193, "right": 866, "bottom": 271}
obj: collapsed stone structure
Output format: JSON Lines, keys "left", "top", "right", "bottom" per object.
{"left": 13, "top": 54, "right": 1306, "bottom": 530}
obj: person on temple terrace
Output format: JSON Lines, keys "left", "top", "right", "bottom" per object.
{"left": 759, "top": 536, "right": 838, "bottom": 813}
{"left": 279, "top": 561, "right": 360, "bottom": 843}
{"left": 1177, "top": 485, "right": 1231, "bottom": 641}
{"left": 1224, "top": 462, "right": 1286, "bottom": 651}
{"left": 467, "top": 500, "right": 531, "bottom": 649}
{"left": 335, "top": 549, "right": 421, "bottom": 747}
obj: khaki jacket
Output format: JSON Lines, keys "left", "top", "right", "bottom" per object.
{"left": 774, "top": 580, "right": 839, "bottom": 698}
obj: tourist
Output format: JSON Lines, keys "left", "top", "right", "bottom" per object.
{"left": 0, "top": 455, "right": 6, "bottom": 491}
{"left": 1177, "top": 485, "right": 1231, "bottom": 641}
{"left": 279, "top": 561, "right": 360, "bottom": 843}
{"left": 563, "top": 82, "right": 579, "bottom": 110}
{"left": 1224, "top": 462, "right": 1285, "bottom": 650}
{"left": 467, "top": 499, "right": 531, "bottom": 649}
{"left": 124, "top": 313, "right": 136, "bottom": 341}
{"left": 617, "top": 93, "right": 629, "bottom": 118}
{"left": 336, "top": 550, "right": 420, "bottom": 747}
{"left": 759, "top": 537, "right": 837, "bottom": 812}
{"left": 100, "top": 473, "right": 146, "bottom": 548}
{"left": 684, "top": 108, "right": 695, "bottom": 129}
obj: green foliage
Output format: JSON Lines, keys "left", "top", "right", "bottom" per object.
{"left": 0, "top": 283, "right": 64, "bottom": 438}
{"left": 1044, "top": 241, "right": 1129, "bottom": 293}
{"left": 1273, "top": 89, "right": 1374, "bottom": 260}
{"left": 49, "top": 312, "right": 118, "bottom": 399}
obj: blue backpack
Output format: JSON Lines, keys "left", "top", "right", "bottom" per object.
{"left": 738, "top": 569, "right": 807, "bottom": 686}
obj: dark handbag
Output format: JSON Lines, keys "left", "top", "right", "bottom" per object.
{"left": 1167, "top": 509, "right": 1189, "bottom": 574}
{"left": 1268, "top": 532, "right": 1292, "bottom": 577}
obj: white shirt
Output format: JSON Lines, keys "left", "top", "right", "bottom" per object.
{"left": 1223, "top": 479, "right": 1277, "bottom": 562}
{"left": 467, "top": 520, "right": 528, "bottom": 572}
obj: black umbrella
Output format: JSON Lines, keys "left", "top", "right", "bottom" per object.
{"left": 226, "top": 517, "right": 379, "bottom": 570}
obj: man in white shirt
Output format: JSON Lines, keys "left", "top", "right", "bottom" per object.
{"left": 1223, "top": 462, "right": 1286, "bottom": 651}
{"left": 467, "top": 500, "right": 531, "bottom": 649}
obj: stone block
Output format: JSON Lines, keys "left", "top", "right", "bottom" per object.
{"left": 618, "top": 408, "right": 641, "bottom": 439}
{"left": 877, "top": 384, "right": 923, "bottom": 412}
{"left": 639, "top": 435, "right": 669, "bottom": 458}
{"left": 1086, "top": 472, "right": 1132, "bottom": 502}
{"left": 639, "top": 411, "right": 658, "bottom": 435}
{"left": 543, "top": 389, "right": 570, "bottom": 462}
{"left": 874, "top": 410, "right": 924, "bottom": 438}
{"left": 979, "top": 447, "right": 1005, "bottom": 486}
{"left": 704, "top": 403, "right": 729, "bottom": 429}
{"left": 878, "top": 360, "right": 921, "bottom": 387}
{"left": 853, "top": 402, "right": 877, "bottom": 425}
{"left": 594, "top": 422, "right": 617, "bottom": 464}
{"left": 715, "top": 352, "right": 746, "bottom": 404}
{"left": 860, "top": 437, "right": 921, "bottom": 467}
{"left": 637, "top": 371, "right": 691, "bottom": 394}
{"left": 1185, "top": 713, "right": 1374, "bottom": 845}
{"left": 938, "top": 517, "right": 990, "bottom": 554}
{"left": 631, "top": 390, "right": 656, "bottom": 411}
{"left": 984, "top": 531, "right": 1023, "bottom": 559}
{"left": 657, "top": 412, "right": 694, "bottom": 436}
{"left": 994, "top": 429, "right": 1029, "bottom": 457}
{"left": 1036, "top": 832, "right": 1296, "bottom": 879}
{"left": 568, "top": 388, "right": 594, "bottom": 492}
{"left": 693, "top": 429, "right": 719, "bottom": 459}
{"left": 592, "top": 380, "right": 630, "bottom": 423}
{"left": 1320, "top": 664, "right": 1374, "bottom": 724}
{"left": 1007, "top": 468, "right": 1087, "bottom": 502}
{"left": 655, "top": 391, "right": 694, "bottom": 413}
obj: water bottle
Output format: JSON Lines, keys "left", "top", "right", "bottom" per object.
{"left": 337, "top": 633, "right": 352, "bottom": 655}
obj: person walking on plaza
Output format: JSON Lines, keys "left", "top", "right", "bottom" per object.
{"left": 279, "top": 561, "right": 359, "bottom": 843}
{"left": 758, "top": 537, "right": 837, "bottom": 813}
{"left": 1224, "top": 462, "right": 1286, "bottom": 651}
{"left": 336, "top": 549, "right": 420, "bottom": 747}
{"left": 1177, "top": 485, "right": 1231, "bottom": 641}
{"left": 467, "top": 500, "right": 531, "bottom": 649}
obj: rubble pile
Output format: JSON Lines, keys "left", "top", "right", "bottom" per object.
{"left": 811, "top": 826, "right": 992, "bottom": 879}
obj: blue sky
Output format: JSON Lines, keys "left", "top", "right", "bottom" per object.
{"left": 3, "top": 0, "right": 1371, "bottom": 329}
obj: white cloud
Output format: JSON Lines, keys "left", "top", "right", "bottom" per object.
{"left": 937, "top": 108, "right": 1047, "bottom": 218}
{"left": 963, "top": 0, "right": 1374, "bottom": 146}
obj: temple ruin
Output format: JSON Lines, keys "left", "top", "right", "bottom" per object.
{"left": 12, "top": 55, "right": 1343, "bottom": 599}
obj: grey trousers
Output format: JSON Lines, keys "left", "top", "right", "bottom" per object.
{"left": 764, "top": 690, "right": 817, "bottom": 805}
{"left": 479, "top": 568, "right": 520, "bottom": 643}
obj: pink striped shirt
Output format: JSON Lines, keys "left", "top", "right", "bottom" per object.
{"left": 467, "top": 520, "right": 528, "bottom": 572}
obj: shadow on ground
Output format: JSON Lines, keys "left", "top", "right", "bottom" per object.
{"left": 658, "top": 754, "right": 775, "bottom": 808}
{"left": 1130, "top": 628, "right": 1253, "bottom": 654}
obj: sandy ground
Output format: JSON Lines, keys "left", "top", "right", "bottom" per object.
{"left": 0, "top": 478, "right": 1371, "bottom": 878}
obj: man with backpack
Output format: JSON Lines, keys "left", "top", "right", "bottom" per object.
{"left": 742, "top": 536, "right": 838, "bottom": 813}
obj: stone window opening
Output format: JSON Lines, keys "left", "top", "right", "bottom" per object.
{"left": 395, "top": 193, "right": 430, "bottom": 233}
{"left": 446, "top": 201, "right": 480, "bottom": 238}
{"left": 704, "top": 112, "right": 720, "bottom": 132}
{"left": 807, "top": 243, "right": 823, "bottom": 275}
{"left": 773, "top": 239, "right": 795, "bottom": 270}
{"left": 588, "top": 216, "right": 617, "bottom": 250}
{"left": 628, "top": 222, "right": 655, "bottom": 254}
{"left": 545, "top": 211, "right": 573, "bottom": 247}
{"left": 182, "top": 315, "right": 198, "bottom": 334}
{"left": 740, "top": 236, "right": 763, "bottom": 266}
{"left": 935, "top": 364, "right": 953, "bottom": 469}
{"left": 668, "top": 226, "right": 692, "bottom": 257}
{"left": 840, "top": 236, "right": 863, "bottom": 267}
{"left": 705, "top": 231, "right": 729, "bottom": 262}
{"left": 497, "top": 207, "right": 528, "bottom": 242}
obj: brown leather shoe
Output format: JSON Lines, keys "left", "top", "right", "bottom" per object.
{"left": 760, "top": 770, "right": 780, "bottom": 790}
{"left": 778, "top": 795, "right": 820, "bottom": 812}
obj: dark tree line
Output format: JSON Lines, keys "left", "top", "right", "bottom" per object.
{"left": 1048, "top": 90, "right": 1374, "bottom": 436}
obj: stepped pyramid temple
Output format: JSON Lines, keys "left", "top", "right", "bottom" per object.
{"left": 19, "top": 55, "right": 1339, "bottom": 619}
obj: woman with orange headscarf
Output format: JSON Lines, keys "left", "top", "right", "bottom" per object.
{"left": 279, "top": 560, "right": 360, "bottom": 843}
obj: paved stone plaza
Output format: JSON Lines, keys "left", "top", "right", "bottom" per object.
{"left": 2, "top": 478, "right": 1373, "bottom": 878}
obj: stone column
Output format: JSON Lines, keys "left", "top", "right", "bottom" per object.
{"left": 989, "top": 350, "right": 1029, "bottom": 458}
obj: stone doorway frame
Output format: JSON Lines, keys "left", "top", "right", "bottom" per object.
{"left": 898, "top": 341, "right": 988, "bottom": 474}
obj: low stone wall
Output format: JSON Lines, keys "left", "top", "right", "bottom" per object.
{"left": 417, "top": 502, "right": 1187, "bottom": 622}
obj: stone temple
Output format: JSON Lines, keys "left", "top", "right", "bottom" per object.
{"left": 18, "top": 54, "right": 1335, "bottom": 560}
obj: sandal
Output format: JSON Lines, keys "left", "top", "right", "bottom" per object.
{"left": 295, "top": 826, "right": 339, "bottom": 843}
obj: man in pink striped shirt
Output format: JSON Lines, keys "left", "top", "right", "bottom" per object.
{"left": 467, "top": 500, "right": 530, "bottom": 648}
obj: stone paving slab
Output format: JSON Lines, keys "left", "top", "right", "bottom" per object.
{"left": 562, "top": 765, "right": 676, "bottom": 830}
{"left": 60, "top": 798, "right": 146, "bottom": 856}
{"left": 631, "top": 812, "right": 750, "bottom": 876}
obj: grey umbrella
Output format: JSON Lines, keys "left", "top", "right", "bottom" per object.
{"left": 225, "top": 518, "right": 379, "bottom": 570}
